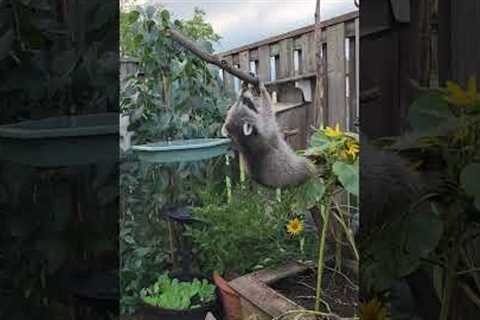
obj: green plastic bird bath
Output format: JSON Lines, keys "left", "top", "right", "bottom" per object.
{"left": 132, "top": 138, "right": 232, "bottom": 163}
{"left": 0, "top": 113, "right": 118, "bottom": 167}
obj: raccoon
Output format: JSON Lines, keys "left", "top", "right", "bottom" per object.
{"left": 221, "top": 83, "right": 315, "bottom": 188}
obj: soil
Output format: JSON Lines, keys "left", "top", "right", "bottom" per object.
{"left": 271, "top": 260, "right": 358, "bottom": 318}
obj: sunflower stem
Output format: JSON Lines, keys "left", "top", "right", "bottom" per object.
{"left": 315, "top": 202, "right": 330, "bottom": 312}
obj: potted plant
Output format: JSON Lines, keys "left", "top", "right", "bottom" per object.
{"left": 138, "top": 273, "right": 217, "bottom": 320}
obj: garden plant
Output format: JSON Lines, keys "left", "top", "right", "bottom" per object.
{"left": 360, "top": 77, "right": 480, "bottom": 319}
{"left": 120, "top": 5, "right": 232, "bottom": 314}
{"left": 141, "top": 274, "right": 216, "bottom": 310}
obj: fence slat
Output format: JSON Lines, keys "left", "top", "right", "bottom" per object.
{"left": 258, "top": 45, "right": 271, "bottom": 82}
{"left": 326, "top": 23, "right": 347, "bottom": 129}
{"left": 279, "top": 38, "right": 293, "bottom": 78}
{"left": 223, "top": 55, "right": 235, "bottom": 91}
{"left": 232, "top": 53, "right": 240, "bottom": 66}
{"left": 249, "top": 49, "right": 258, "bottom": 61}
{"left": 239, "top": 50, "right": 250, "bottom": 73}
{"left": 349, "top": 37, "right": 358, "bottom": 132}
{"left": 303, "top": 32, "right": 316, "bottom": 74}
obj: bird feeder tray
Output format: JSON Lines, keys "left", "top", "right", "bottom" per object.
{"left": 0, "top": 113, "right": 118, "bottom": 167}
{"left": 132, "top": 138, "right": 232, "bottom": 163}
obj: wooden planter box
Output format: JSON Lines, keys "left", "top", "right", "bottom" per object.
{"left": 228, "top": 262, "right": 317, "bottom": 320}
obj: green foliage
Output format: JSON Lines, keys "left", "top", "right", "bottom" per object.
{"left": 0, "top": 164, "right": 118, "bottom": 319}
{"left": 185, "top": 185, "right": 317, "bottom": 276}
{"left": 119, "top": 5, "right": 232, "bottom": 315}
{"left": 181, "top": 8, "right": 221, "bottom": 42}
{"left": 363, "top": 206, "right": 444, "bottom": 291}
{"left": 407, "top": 94, "right": 457, "bottom": 135}
{"left": 0, "top": 1, "right": 117, "bottom": 120}
{"left": 289, "top": 177, "right": 326, "bottom": 210}
{"left": 297, "top": 126, "right": 359, "bottom": 313}
{"left": 120, "top": 5, "right": 232, "bottom": 139}
{"left": 140, "top": 274, "right": 215, "bottom": 310}
{"left": 303, "top": 127, "right": 359, "bottom": 197}
{"left": 120, "top": 215, "right": 169, "bottom": 313}
{"left": 389, "top": 80, "right": 480, "bottom": 215}
{"left": 0, "top": 3, "right": 118, "bottom": 318}
{"left": 332, "top": 161, "right": 359, "bottom": 196}
{"left": 460, "top": 163, "right": 480, "bottom": 210}
{"left": 363, "top": 78, "right": 480, "bottom": 311}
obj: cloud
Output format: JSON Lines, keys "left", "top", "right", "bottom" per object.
{"left": 148, "top": 0, "right": 357, "bottom": 51}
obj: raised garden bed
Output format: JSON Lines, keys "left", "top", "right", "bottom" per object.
{"left": 229, "top": 260, "right": 358, "bottom": 320}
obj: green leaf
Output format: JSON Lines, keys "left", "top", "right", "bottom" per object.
{"left": 310, "top": 132, "right": 330, "bottom": 149}
{"left": 295, "top": 178, "right": 325, "bottom": 208}
{"left": 461, "top": 163, "right": 480, "bottom": 210}
{"left": 392, "top": 213, "right": 443, "bottom": 278}
{"left": 403, "top": 212, "right": 443, "bottom": 260}
{"left": 0, "top": 30, "right": 14, "bottom": 61}
{"left": 160, "top": 9, "right": 171, "bottom": 23}
{"left": 133, "top": 33, "right": 144, "bottom": 47}
{"left": 127, "top": 10, "right": 140, "bottom": 24}
{"left": 332, "top": 161, "right": 359, "bottom": 196}
{"left": 363, "top": 210, "right": 443, "bottom": 292}
{"left": 407, "top": 94, "right": 457, "bottom": 134}
{"left": 145, "top": 20, "right": 156, "bottom": 32}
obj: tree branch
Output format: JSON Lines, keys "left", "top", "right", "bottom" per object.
{"left": 166, "top": 28, "right": 260, "bottom": 86}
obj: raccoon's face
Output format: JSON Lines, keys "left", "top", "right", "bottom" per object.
{"left": 221, "top": 85, "right": 278, "bottom": 153}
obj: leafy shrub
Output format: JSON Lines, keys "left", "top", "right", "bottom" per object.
{"left": 185, "top": 184, "right": 318, "bottom": 277}
{"left": 140, "top": 274, "right": 216, "bottom": 310}
{"left": 119, "top": 5, "right": 233, "bottom": 314}
{"left": 0, "top": 1, "right": 117, "bottom": 121}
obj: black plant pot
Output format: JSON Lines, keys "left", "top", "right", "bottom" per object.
{"left": 137, "top": 272, "right": 220, "bottom": 320}
{"left": 139, "top": 300, "right": 216, "bottom": 320}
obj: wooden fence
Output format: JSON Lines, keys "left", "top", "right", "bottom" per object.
{"left": 120, "top": 11, "right": 360, "bottom": 150}
{"left": 217, "top": 11, "right": 359, "bottom": 149}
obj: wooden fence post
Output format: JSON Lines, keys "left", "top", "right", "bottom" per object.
{"left": 314, "top": 0, "right": 326, "bottom": 129}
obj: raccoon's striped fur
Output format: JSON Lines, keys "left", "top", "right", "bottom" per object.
{"left": 222, "top": 84, "right": 314, "bottom": 188}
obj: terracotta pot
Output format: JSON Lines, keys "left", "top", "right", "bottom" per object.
{"left": 213, "top": 272, "right": 242, "bottom": 320}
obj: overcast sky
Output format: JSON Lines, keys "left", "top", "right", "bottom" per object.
{"left": 144, "top": 0, "right": 357, "bottom": 52}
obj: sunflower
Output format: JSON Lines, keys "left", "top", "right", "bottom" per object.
{"left": 324, "top": 123, "right": 342, "bottom": 138}
{"left": 359, "top": 298, "right": 389, "bottom": 320}
{"left": 286, "top": 218, "right": 304, "bottom": 236}
{"left": 446, "top": 76, "right": 480, "bottom": 107}
{"left": 345, "top": 140, "right": 359, "bottom": 158}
